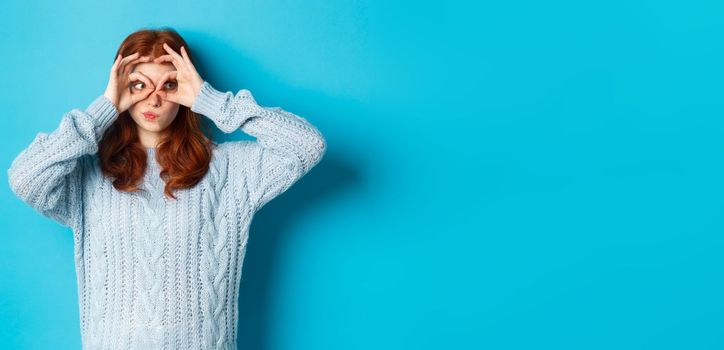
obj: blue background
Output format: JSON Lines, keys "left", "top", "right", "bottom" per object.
{"left": 2, "top": 0, "right": 723, "bottom": 349}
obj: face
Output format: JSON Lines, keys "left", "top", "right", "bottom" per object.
{"left": 127, "top": 59, "right": 181, "bottom": 143}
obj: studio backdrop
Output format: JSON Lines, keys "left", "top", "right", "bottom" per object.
{"left": 2, "top": 0, "right": 723, "bottom": 349}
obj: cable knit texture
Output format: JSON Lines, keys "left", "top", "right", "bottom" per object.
{"left": 6, "top": 81, "right": 327, "bottom": 350}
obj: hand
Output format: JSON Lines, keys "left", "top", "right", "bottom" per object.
{"left": 103, "top": 52, "right": 157, "bottom": 113}
{"left": 152, "top": 43, "right": 205, "bottom": 108}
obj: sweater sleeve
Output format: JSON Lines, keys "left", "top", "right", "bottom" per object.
{"left": 7, "top": 95, "right": 119, "bottom": 232}
{"left": 190, "top": 81, "right": 327, "bottom": 211}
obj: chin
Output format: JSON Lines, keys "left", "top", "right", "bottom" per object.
{"left": 143, "top": 126, "right": 165, "bottom": 133}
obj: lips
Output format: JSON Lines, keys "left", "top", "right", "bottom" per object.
{"left": 143, "top": 112, "right": 159, "bottom": 120}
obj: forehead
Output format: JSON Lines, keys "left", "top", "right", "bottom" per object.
{"left": 131, "top": 62, "right": 176, "bottom": 79}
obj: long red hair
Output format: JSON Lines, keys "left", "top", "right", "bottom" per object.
{"left": 97, "top": 27, "right": 215, "bottom": 200}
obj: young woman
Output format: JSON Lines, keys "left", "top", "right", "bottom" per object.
{"left": 7, "top": 28, "right": 326, "bottom": 349}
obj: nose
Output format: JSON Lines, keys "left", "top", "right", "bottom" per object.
{"left": 147, "top": 91, "right": 162, "bottom": 107}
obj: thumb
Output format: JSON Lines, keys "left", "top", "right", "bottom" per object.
{"left": 154, "top": 70, "right": 178, "bottom": 94}
{"left": 163, "top": 91, "right": 181, "bottom": 104}
{"left": 129, "top": 88, "right": 154, "bottom": 108}
{"left": 153, "top": 81, "right": 164, "bottom": 94}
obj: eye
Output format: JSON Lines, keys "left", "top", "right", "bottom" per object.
{"left": 130, "top": 81, "right": 145, "bottom": 91}
{"left": 163, "top": 80, "right": 178, "bottom": 90}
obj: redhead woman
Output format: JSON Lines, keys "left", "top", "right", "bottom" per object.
{"left": 7, "top": 27, "right": 326, "bottom": 350}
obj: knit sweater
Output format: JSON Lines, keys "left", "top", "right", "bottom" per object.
{"left": 7, "top": 81, "right": 326, "bottom": 350}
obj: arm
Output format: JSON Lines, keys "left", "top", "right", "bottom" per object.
{"left": 7, "top": 95, "right": 119, "bottom": 231}
{"left": 190, "top": 81, "right": 327, "bottom": 211}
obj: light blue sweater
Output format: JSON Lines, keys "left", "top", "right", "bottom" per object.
{"left": 7, "top": 81, "right": 326, "bottom": 349}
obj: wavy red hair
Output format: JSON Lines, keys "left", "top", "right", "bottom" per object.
{"left": 97, "top": 27, "right": 215, "bottom": 200}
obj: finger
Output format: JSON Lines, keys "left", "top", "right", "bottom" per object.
{"left": 128, "top": 72, "right": 155, "bottom": 93}
{"left": 118, "top": 52, "right": 141, "bottom": 69}
{"left": 129, "top": 94, "right": 144, "bottom": 107}
{"left": 121, "top": 56, "right": 152, "bottom": 76}
{"left": 119, "top": 52, "right": 150, "bottom": 68}
{"left": 163, "top": 43, "right": 185, "bottom": 63}
{"left": 128, "top": 72, "right": 154, "bottom": 87}
{"left": 135, "top": 86, "right": 154, "bottom": 100}
{"left": 153, "top": 54, "right": 175, "bottom": 65}
{"left": 130, "top": 70, "right": 154, "bottom": 85}
{"left": 119, "top": 56, "right": 147, "bottom": 76}
{"left": 130, "top": 85, "right": 156, "bottom": 106}
{"left": 179, "top": 46, "right": 197, "bottom": 70}
{"left": 153, "top": 70, "right": 178, "bottom": 93}
{"left": 153, "top": 54, "right": 183, "bottom": 72}
{"left": 111, "top": 54, "right": 122, "bottom": 72}
{"left": 125, "top": 55, "right": 152, "bottom": 68}
{"left": 180, "top": 46, "right": 190, "bottom": 63}
{"left": 142, "top": 84, "right": 157, "bottom": 99}
{"left": 162, "top": 91, "right": 180, "bottom": 104}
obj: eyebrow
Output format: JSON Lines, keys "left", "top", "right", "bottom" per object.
{"left": 131, "top": 70, "right": 146, "bottom": 78}
{"left": 132, "top": 70, "right": 177, "bottom": 80}
{"left": 131, "top": 72, "right": 177, "bottom": 85}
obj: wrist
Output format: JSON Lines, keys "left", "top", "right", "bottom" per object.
{"left": 190, "top": 81, "right": 227, "bottom": 120}
{"left": 87, "top": 94, "right": 121, "bottom": 139}
{"left": 192, "top": 78, "right": 203, "bottom": 102}
{"left": 102, "top": 92, "right": 119, "bottom": 110}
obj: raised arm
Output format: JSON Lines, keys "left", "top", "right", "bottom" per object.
{"left": 6, "top": 95, "right": 119, "bottom": 231}
{"left": 7, "top": 51, "right": 156, "bottom": 231}
{"left": 190, "top": 81, "right": 327, "bottom": 211}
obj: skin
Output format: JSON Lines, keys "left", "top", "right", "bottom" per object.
{"left": 103, "top": 43, "right": 205, "bottom": 148}
{"left": 126, "top": 61, "right": 181, "bottom": 147}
